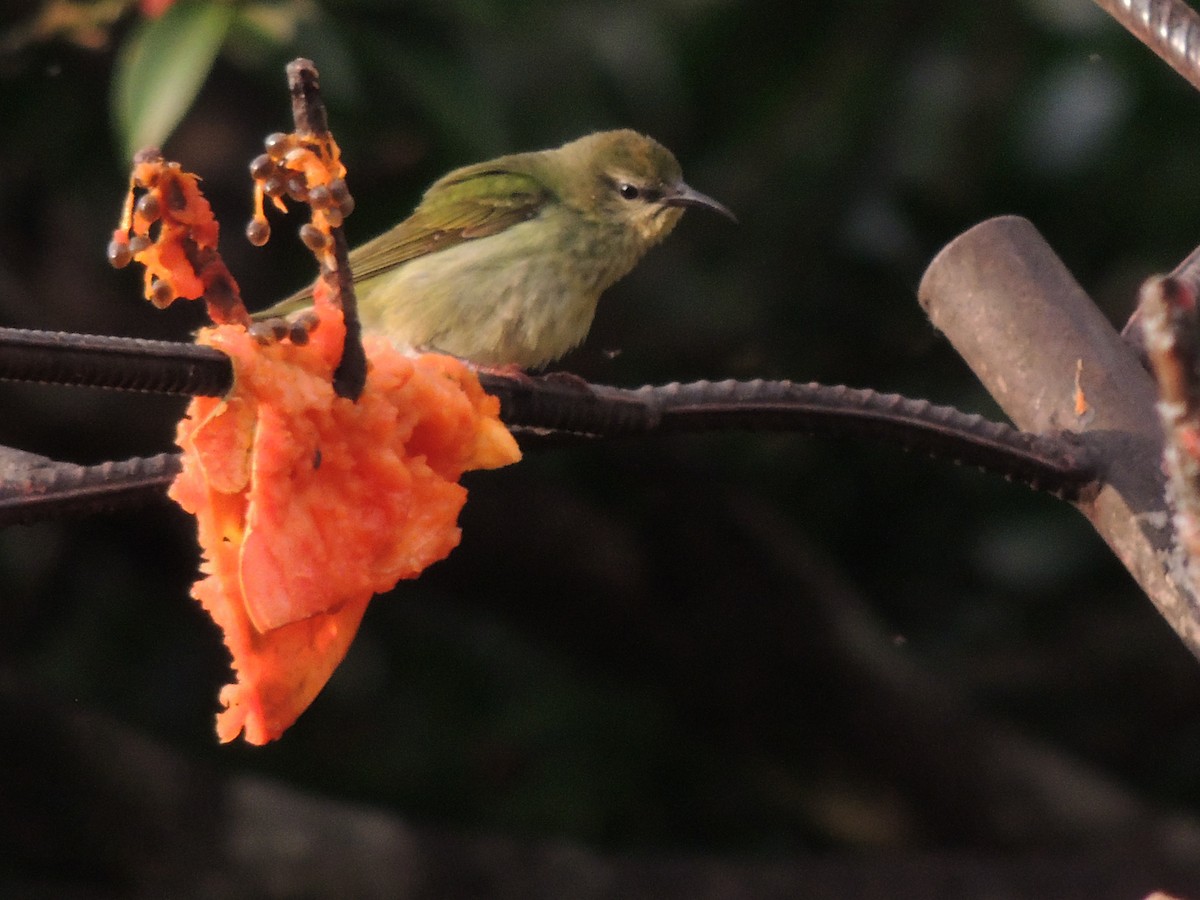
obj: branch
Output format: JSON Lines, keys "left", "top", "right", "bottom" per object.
{"left": 918, "top": 215, "right": 1200, "bottom": 660}
{"left": 0, "top": 319, "right": 1097, "bottom": 526}
{"left": 284, "top": 58, "right": 367, "bottom": 401}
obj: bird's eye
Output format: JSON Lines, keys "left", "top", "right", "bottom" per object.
{"left": 618, "top": 183, "right": 640, "bottom": 201}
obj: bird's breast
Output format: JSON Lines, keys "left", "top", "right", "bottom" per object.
{"left": 355, "top": 214, "right": 639, "bottom": 368}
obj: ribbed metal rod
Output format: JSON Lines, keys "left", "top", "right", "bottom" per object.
{"left": 1, "top": 372, "right": 1097, "bottom": 527}
{"left": 1094, "top": 0, "right": 1200, "bottom": 93}
{"left": 0, "top": 327, "right": 232, "bottom": 396}
{"left": 642, "top": 379, "right": 1094, "bottom": 499}
{"left": 0, "top": 453, "right": 181, "bottom": 527}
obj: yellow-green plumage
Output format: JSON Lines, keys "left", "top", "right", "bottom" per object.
{"left": 258, "top": 129, "right": 733, "bottom": 368}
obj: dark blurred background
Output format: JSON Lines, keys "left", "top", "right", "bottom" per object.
{"left": 3, "top": 1, "right": 1200, "bottom": 897}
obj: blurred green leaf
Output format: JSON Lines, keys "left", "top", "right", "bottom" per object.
{"left": 112, "top": 0, "right": 235, "bottom": 161}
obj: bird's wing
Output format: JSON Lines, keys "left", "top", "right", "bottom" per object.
{"left": 257, "top": 166, "right": 550, "bottom": 318}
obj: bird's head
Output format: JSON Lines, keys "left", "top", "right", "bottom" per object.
{"left": 553, "top": 130, "right": 735, "bottom": 247}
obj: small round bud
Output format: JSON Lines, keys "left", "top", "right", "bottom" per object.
{"left": 283, "top": 147, "right": 308, "bottom": 168}
{"left": 149, "top": 278, "right": 175, "bottom": 307}
{"left": 288, "top": 322, "right": 310, "bottom": 345}
{"left": 294, "top": 310, "right": 320, "bottom": 334}
{"left": 246, "top": 217, "right": 270, "bottom": 247}
{"left": 299, "top": 223, "right": 329, "bottom": 252}
{"left": 248, "top": 322, "right": 276, "bottom": 344}
{"left": 263, "top": 175, "right": 286, "bottom": 198}
{"left": 324, "top": 207, "right": 343, "bottom": 229}
{"left": 128, "top": 235, "right": 151, "bottom": 255}
{"left": 249, "top": 153, "right": 274, "bottom": 180}
{"left": 307, "top": 183, "right": 331, "bottom": 209}
{"left": 285, "top": 175, "right": 308, "bottom": 201}
{"left": 269, "top": 318, "right": 290, "bottom": 341}
{"left": 134, "top": 191, "right": 161, "bottom": 223}
{"left": 107, "top": 238, "right": 132, "bottom": 269}
{"left": 328, "top": 178, "right": 350, "bottom": 202}
{"left": 264, "top": 132, "right": 290, "bottom": 158}
{"left": 328, "top": 179, "right": 355, "bottom": 217}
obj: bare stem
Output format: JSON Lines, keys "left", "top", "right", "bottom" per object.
{"left": 284, "top": 58, "right": 366, "bottom": 401}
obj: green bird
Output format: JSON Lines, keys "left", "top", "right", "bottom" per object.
{"left": 258, "top": 129, "right": 734, "bottom": 369}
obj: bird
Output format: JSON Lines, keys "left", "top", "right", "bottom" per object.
{"left": 256, "top": 129, "right": 734, "bottom": 369}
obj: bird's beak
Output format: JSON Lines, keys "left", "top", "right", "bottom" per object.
{"left": 663, "top": 182, "right": 737, "bottom": 222}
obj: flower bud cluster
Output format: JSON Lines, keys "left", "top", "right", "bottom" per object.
{"left": 245, "top": 131, "right": 355, "bottom": 258}
{"left": 107, "top": 148, "right": 231, "bottom": 315}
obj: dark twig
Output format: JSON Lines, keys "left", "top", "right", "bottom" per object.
{"left": 328, "top": 226, "right": 365, "bottom": 400}
{"left": 285, "top": 58, "right": 366, "bottom": 401}
{"left": 287, "top": 58, "right": 329, "bottom": 136}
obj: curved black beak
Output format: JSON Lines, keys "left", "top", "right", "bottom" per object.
{"left": 663, "top": 182, "right": 737, "bottom": 223}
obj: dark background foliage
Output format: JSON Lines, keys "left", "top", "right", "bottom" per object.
{"left": 3, "top": 0, "right": 1200, "bottom": 896}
